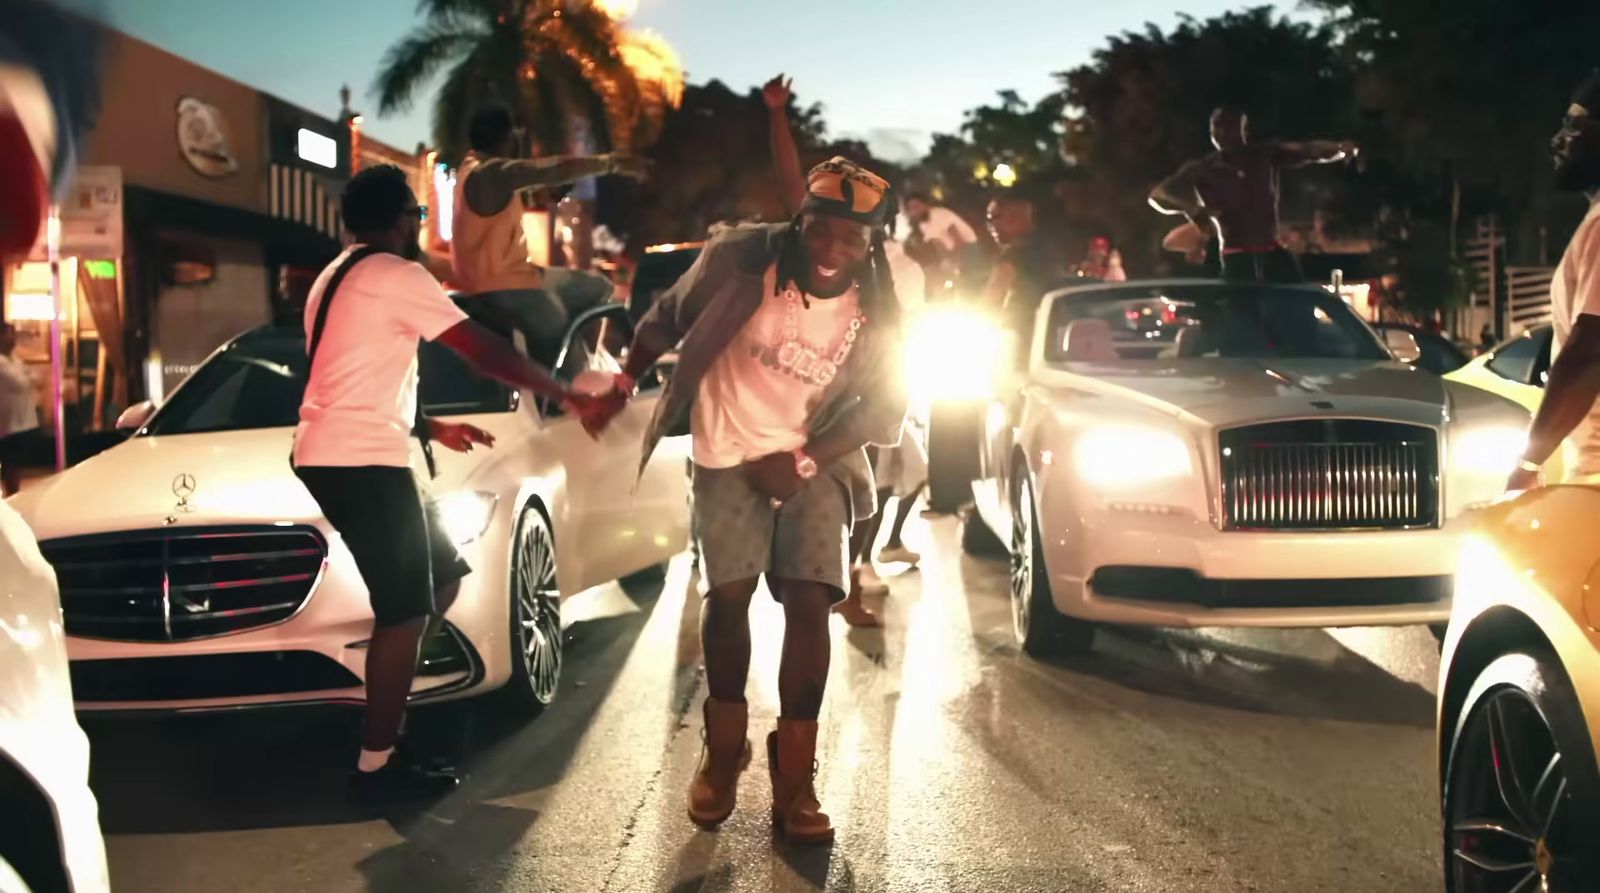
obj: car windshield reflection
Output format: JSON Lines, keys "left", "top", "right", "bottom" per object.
{"left": 142, "top": 328, "right": 511, "bottom": 436}
{"left": 1046, "top": 283, "right": 1391, "bottom": 363}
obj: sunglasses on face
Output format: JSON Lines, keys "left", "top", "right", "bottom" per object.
{"left": 404, "top": 205, "right": 430, "bottom": 223}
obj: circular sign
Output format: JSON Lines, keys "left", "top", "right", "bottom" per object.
{"left": 176, "top": 97, "right": 239, "bottom": 179}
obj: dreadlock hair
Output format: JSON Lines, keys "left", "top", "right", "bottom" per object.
{"left": 774, "top": 215, "right": 900, "bottom": 327}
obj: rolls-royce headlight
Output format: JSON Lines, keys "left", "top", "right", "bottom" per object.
{"left": 1075, "top": 425, "right": 1192, "bottom": 488}
{"left": 905, "top": 304, "right": 1011, "bottom": 410}
{"left": 1451, "top": 425, "right": 1528, "bottom": 475}
{"left": 437, "top": 490, "right": 498, "bottom": 545}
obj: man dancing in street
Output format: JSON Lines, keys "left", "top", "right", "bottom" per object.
{"left": 1149, "top": 107, "right": 1356, "bottom": 283}
{"left": 1507, "top": 74, "right": 1600, "bottom": 492}
{"left": 588, "top": 157, "right": 906, "bottom": 844}
{"left": 293, "top": 165, "right": 600, "bottom": 799}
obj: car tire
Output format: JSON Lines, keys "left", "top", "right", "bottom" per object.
{"left": 1443, "top": 649, "right": 1600, "bottom": 892}
{"left": 926, "top": 401, "right": 982, "bottom": 513}
{"left": 501, "top": 504, "right": 563, "bottom": 717}
{"left": 960, "top": 507, "right": 1006, "bottom": 557}
{"left": 1010, "top": 476, "right": 1095, "bottom": 657}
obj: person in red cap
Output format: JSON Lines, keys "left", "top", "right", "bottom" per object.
{"left": 1076, "top": 236, "right": 1127, "bottom": 282}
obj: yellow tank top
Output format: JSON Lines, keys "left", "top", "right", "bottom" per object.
{"left": 450, "top": 152, "right": 544, "bottom": 294}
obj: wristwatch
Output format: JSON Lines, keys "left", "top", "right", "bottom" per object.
{"left": 1517, "top": 457, "right": 1543, "bottom": 474}
{"left": 792, "top": 449, "right": 819, "bottom": 481}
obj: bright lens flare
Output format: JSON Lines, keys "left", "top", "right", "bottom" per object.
{"left": 1075, "top": 426, "right": 1192, "bottom": 489}
{"left": 438, "top": 491, "right": 498, "bottom": 545}
{"left": 594, "top": 0, "right": 637, "bottom": 19}
{"left": 905, "top": 305, "right": 1009, "bottom": 411}
{"left": 1452, "top": 425, "right": 1529, "bottom": 475}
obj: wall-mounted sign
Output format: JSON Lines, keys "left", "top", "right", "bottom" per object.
{"left": 176, "top": 96, "right": 239, "bottom": 179}
{"left": 296, "top": 127, "right": 337, "bottom": 169}
{"left": 26, "top": 166, "right": 123, "bottom": 261}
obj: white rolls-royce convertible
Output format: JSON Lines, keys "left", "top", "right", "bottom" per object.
{"left": 965, "top": 280, "right": 1532, "bottom": 656}
{"left": 6, "top": 303, "right": 689, "bottom": 714}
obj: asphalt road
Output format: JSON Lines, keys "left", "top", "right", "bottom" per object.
{"left": 85, "top": 515, "right": 1445, "bottom": 893}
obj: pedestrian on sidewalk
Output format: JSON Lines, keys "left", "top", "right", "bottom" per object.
{"left": 586, "top": 155, "right": 907, "bottom": 845}
{"left": 450, "top": 105, "right": 649, "bottom": 362}
{"left": 291, "top": 165, "right": 602, "bottom": 800}
{"left": 0, "top": 322, "right": 40, "bottom": 496}
{"left": 1507, "top": 73, "right": 1600, "bottom": 492}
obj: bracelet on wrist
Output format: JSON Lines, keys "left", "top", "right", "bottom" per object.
{"left": 1517, "top": 457, "right": 1543, "bottom": 474}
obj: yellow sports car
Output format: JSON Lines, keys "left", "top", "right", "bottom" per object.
{"left": 1439, "top": 484, "right": 1600, "bottom": 891}
{"left": 1445, "top": 325, "right": 1562, "bottom": 481}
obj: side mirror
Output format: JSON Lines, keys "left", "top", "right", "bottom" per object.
{"left": 1383, "top": 329, "right": 1422, "bottom": 364}
{"left": 115, "top": 400, "right": 156, "bottom": 432}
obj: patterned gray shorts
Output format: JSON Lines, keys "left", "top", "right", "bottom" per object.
{"left": 692, "top": 463, "right": 852, "bottom": 602}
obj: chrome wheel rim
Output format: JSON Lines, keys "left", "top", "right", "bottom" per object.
{"left": 1009, "top": 482, "right": 1033, "bottom": 644}
{"left": 514, "top": 513, "right": 562, "bottom": 703}
{"left": 1450, "top": 688, "right": 1579, "bottom": 892}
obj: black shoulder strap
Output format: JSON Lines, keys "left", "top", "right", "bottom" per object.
{"left": 306, "top": 245, "right": 383, "bottom": 372}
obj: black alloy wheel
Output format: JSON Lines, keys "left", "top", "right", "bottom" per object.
{"left": 1445, "top": 651, "right": 1600, "bottom": 893}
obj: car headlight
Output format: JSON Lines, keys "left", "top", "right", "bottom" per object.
{"left": 1074, "top": 425, "right": 1192, "bottom": 488}
{"left": 1451, "top": 425, "right": 1528, "bottom": 475}
{"left": 437, "top": 490, "right": 498, "bottom": 545}
{"left": 905, "top": 305, "right": 1011, "bottom": 408}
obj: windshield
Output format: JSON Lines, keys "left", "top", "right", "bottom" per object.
{"left": 1044, "top": 283, "right": 1390, "bottom": 363}
{"left": 144, "top": 329, "right": 512, "bottom": 436}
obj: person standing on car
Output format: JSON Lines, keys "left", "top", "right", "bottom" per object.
{"left": 1149, "top": 107, "right": 1357, "bottom": 284}
{"left": 293, "top": 164, "right": 601, "bottom": 799}
{"left": 450, "top": 105, "right": 649, "bottom": 362}
{"left": 1509, "top": 74, "right": 1600, "bottom": 491}
{"left": 585, "top": 156, "right": 907, "bottom": 845}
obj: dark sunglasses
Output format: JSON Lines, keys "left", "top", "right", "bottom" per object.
{"left": 404, "top": 205, "right": 430, "bottom": 223}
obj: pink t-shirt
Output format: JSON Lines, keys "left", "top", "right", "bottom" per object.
{"left": 692, "top": 265, "right": 861, "bottom": 469}
{"left": 293, "top": 246, "right": 469, "bottom": 468}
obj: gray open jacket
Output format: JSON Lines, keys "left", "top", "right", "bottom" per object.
{"left": 633, "top": 223, "right": 909, "bottom": 522}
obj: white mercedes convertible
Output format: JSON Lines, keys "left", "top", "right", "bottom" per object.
{"left": 963, "top": 280, "right": 1531, "bottom": 655}
{"left": 7, "top": 303, "right": 690, "bottom": 714}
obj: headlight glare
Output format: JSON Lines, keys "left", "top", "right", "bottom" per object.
{"left": 1075, "top": 426, "right": 1191, "bottom": 488}
{"left": 905, "top": 305, "right": 1010, "bottom": 408}
{"left": 1452, "top": 425, "right": 1528, "bottom": 475}
{"left": 437, "top": 490, "right": 498, "bottom": 545}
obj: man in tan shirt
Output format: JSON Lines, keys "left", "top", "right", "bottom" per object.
{"left": 451, "top": 105, "right": 648, "bottom": 361}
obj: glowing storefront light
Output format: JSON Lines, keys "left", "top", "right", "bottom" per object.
{"left": 433, "top": 163, "right": 456, "bottom": 243}
{"left": 296, "top": 128, "right": 337, "bottom": 169}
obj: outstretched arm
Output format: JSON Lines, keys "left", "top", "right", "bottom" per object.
{"left": 463, "top": 154, "right": 650, "bottom": 217}
{"left": 1273, "top": 139, "right": 1358, "bottom": 168}
{"left": 764, "top": 75, "right": 806, "bottom": 215}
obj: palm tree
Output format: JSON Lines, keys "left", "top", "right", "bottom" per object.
{"left": 374, "top": 0, "right": 680, "bottom": 164}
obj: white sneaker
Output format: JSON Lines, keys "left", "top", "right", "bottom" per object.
{"left": 877, "top": 545, "right": 921, "bottom": 567}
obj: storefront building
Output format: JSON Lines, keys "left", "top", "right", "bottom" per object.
{"left": 1, "top": 26, "right": 354, "bottom": 460}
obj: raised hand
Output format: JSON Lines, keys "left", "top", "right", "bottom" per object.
{"left": 762, "top": 74, "right": 793, "bottom": 110}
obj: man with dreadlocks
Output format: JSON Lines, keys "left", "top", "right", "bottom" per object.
{"left": 587, "top": 155, "right": 906, "bottom": 845}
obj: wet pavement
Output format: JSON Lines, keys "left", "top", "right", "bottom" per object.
{"left": 85, "top": 515, "right": 1444, "bottom": 892}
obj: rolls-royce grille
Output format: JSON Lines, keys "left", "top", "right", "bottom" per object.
{"left": 41, "top": 526, "right": 326, "bottom": 641}
{"left": 1219, "top": 420, "right": 1439, "bottom": 531}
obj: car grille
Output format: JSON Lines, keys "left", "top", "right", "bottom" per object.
{"left": 41, "top": 526, "right": 326, "bottom": 641}
{"left": 1219, "top": 420, "right": 1439, "bottom": 531}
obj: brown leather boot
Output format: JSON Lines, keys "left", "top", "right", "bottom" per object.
{"left": 766, "top": 720, "right": 834, "bottom": 844}
{"left": 687, "top": 698, "right": 751, "bottom": 827}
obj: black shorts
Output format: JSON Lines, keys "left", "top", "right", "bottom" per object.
{"left": 293, "top": 465, "right": 472, "bottom": 628}
{"left": 0, "top": 429, "right": 42, "bottom": 470}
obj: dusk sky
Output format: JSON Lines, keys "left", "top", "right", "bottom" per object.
{"left": 63, "top": 0, "right": 1287, "bottom": 161}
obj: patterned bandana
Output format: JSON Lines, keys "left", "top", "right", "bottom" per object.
{"left": 801, "top": 156, "right": 892, "bottom": 227}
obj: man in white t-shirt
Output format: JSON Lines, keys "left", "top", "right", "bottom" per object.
{"left": 903, "top": 192, "right": 978, "bottom": 300}
{"left": 1509, "top": 74, "right": 1600, "bottom": 491}
{"left": 292, "top": 165, "right": 601, "bottom": 800}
